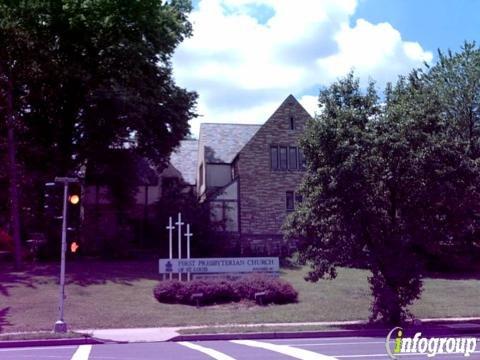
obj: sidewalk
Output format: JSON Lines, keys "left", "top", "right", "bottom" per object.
{"left": 2, "top": 317, "right": 480, "bottom": 347}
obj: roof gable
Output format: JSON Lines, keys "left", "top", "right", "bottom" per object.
{"left": 169, "top": 139, "right": 198, "bottom": 185}
{"left": 238, "top": 94, "right": 313, "bottom": 156}
{"left": 199, "top": 123, "right": 261, "bottom": 163}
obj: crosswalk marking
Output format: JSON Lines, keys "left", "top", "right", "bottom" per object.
{"left": 71, "top": 345, "right": 92, "bottom": 360}
{"left": 178, "top": 341, "right": 237, "bottom": 360}
{"left": 232, "top": 340, "right": 339, "bottom": 360}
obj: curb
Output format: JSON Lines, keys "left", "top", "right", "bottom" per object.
{"left": 170, "top": 325, "right": 480, "bottom": 342}
{"left": 170, "top": 329, "right": 388, "bottom": 342}
{"left": 2, "top": 323, "right": 479, "bottom": 347}
{"left": 0, "top": 337, "right": 104, "bottom": 349}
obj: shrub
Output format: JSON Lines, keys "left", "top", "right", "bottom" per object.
{"left": 153, "top": 280, "right": 183, "bottom": 304}
{"left": 235, "top": 274, "right": 298, "bottom": 304}
{"left": 153, "top": 274, "right": 298, "bottom": 306}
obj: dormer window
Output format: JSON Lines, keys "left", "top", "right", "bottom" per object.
{"left": 289, "top": 116, "right": 295, "bottom": 130}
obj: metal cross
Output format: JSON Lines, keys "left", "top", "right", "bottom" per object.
{"left": 175, "top": 212, "right": 184, "bottom": 259}
{"left": 185, "top": 224, "right": 193, "bottom": 259}
{"left": 185, "top": 224, "right": 193, "bottom": 281}
{"left": 166, "top": 217, "right": 174, "bottom": 259}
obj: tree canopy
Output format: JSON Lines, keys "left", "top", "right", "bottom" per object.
{"left": 1, "top": 0, "right": 197, "bottom": 261}
{"left": 285, "top": 43, "right": 480, "bottom": 324}
{"left": 8, "top": 0, "right": 197, "bottom": 172}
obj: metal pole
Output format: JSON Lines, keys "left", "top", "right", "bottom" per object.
{"left": 176, "top": 213, "right": 183, "bottom": 281}
{"left": 186, "top": 224, "right": 191, "bottom": 282}
{"left": 53, "top": 176, "right": 77, "bottom": 333}
{"left": 54, "top": 181, "right": 69, "bottom": 333}
{"left": 167, "top": 217, "right": 173, "bottom": 280}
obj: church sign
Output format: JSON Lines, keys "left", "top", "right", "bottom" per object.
{"left": 159, "top": 257, "right": 279, "bottom": 275}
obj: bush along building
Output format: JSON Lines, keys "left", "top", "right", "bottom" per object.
{"left": 197, "top": 95, "right": 312, "bottom": 255}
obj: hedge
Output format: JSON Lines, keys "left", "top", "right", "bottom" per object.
{"left": 153, "top": 274, "right": 298, "bottom": 306}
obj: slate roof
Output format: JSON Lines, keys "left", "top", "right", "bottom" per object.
{"left": 169, "top": 139, "right": 198, "bottom": 185}
{"left": 199, "top": 123, "right": 261, "bottom": 163}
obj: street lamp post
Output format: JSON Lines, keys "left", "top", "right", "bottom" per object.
{"left": 53, "top": 176, "right": 78, "bottom": 333}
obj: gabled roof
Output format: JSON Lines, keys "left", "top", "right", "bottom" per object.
{"left": 169, "top": 139, "right": 198, "bottom": 185}
{"left": 199, "top": 123, "right": 261, "bottom": 163}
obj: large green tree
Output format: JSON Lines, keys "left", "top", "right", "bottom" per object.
{"left": 424, "top": 42, "right": 480, "bottom": 158}
{"left": 1, "top": 0, "right": 197, "bottom": 261}
{"left": 285, "top": 54, "right": 480, "bottom": 324}
{"left": 0, "top": 2, "right": 49, "bottom": 267}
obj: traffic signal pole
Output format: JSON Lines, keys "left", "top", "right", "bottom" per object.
{"left": 53, "top": 177, "right": 77, "bottom": 333}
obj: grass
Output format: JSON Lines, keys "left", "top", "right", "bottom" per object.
{"left": 1, "top": 260, "right": 479, "bottom": 333}
{"left": 177, "top": 325, "right": 340, "bottom": 335}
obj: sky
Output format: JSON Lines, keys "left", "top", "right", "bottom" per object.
{"left": 171, "top": 0, "right": 480, "bottom": 137}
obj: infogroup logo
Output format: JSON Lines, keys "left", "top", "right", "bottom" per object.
{"left": 386, "top": 327, "right": 477, "bottom": 358}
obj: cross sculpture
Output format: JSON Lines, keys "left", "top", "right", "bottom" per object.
{"left": 165, "top": 213, "right": 193, "bottom": 282}
{"left": 175, "top": 212, "right": 184, "bottom": 280}
{"left": 166, "top": 217, "right": 175, "bottom": 280}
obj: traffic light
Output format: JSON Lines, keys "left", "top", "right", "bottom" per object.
{"left": 67, "top": 183, "right": 82, "bottom": 231}
{"left": 67, "top": 183, "right": 81, "bottom": 255}
{"left": 70, "top": 241, "right": 79, "bottom": 253}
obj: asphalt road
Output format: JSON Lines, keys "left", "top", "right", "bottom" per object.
{"left": 1, "top": 336, "right": 480, "bottom": 360}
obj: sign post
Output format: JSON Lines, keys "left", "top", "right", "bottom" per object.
{"left": 166, "top": 217, "right": 174, "bottom": 280}
{"left": 159, "top": 257, "right": 280, "bottom": 279}
{"left": 53, "top": 176, "right": 78, "bottom": 333}
{"left": 185, "top": 224, "right": 192, "bottom": 281}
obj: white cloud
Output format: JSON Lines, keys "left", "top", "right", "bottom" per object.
{"left": 316, "top": 19, "right": 433, "bottom": 83}
{"left": 172, "top": 0, "right": 433, "bottom": 137}
{"left": 299, "top": 95, "right": 319, "bottom": 117}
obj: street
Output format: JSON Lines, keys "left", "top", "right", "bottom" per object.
{"left": 2, "top": 336, "right": 480, "bottom": 360}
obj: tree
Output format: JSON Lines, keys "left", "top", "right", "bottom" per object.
{"left": 0, "top": 3, "right": 49, "bottom": 267}
{"left": 0, "top": 0, "right": 197, "bottom": 257}
{"left": 284, "top": 66, "right": 480, "bottom": 324}
{"left": 415, "top": 42, "right": 480, "bottom": 269}
{"left": 423, "top": 42, "right": 480, "bottom": 158}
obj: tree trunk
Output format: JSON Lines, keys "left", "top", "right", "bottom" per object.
{"left": 6, "top": 75, "right": 22, "bottom": 269}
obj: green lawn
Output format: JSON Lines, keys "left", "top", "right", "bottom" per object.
{"left": 1, "top": 260, "right": 479, "bottom": 333}
{"left": 177, "top": 325, "right": 340, "bottom": 335}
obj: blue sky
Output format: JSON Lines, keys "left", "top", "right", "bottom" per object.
{"left": 353, "top": 0, "right": 480, "bottom": 54}
{"left": 173, "top": 0, "right": 479, "bottom": 136}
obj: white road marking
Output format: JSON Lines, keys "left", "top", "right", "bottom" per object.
{"left": 70, "top": 345, "right": 92, "bottom": 360}
{"left": 178, "top": 341, "right": 236, "bottom": 360}
{"left": 232, "top": 339, "right": 339, "bottom": 360}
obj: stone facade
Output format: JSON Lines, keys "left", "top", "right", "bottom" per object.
{"left": 235, "top": 95, "right": 312, "bottom": 253}
{"left": 195, "top": 95, "right": 312, "bottom": 255}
